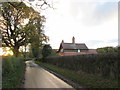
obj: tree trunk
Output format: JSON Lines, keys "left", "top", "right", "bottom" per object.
{"left": 13, "top": 46, "right": 19, "bottom": 57}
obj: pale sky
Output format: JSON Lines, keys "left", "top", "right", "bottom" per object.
{"left": 0, "top": 0, "right": 118, "bottom": 56}
{"left": 36, "top": 0, "right": 118, "bottom": 49}
{"left": 2, "top": 0, "right": 119, "bottom": 50}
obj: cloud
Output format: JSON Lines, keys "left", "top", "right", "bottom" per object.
{"left": 69, "top": 1, "right": 118, "bottom": 26}
{"left": 93, "top": 2, "right": 118, "bottom": 24}
{"left": 43, "top": 0, "right": 118, "bottom": 49}
{"left": 86, "top": 39, "right": 118, "bottom": 49}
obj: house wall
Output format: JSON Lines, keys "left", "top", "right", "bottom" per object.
{"left": 64, "top": 49, "right": 78, "bottom": 52}
{"left": 58, "top": 51, "right": 88, "bottom": 56}
{"left": 64, "top": 49, "right": 88, "bottom": 52}
{"left": 58, "top": 49, "right": 97, "bottom": 56}
{"left": 80, "top": 49, "right": 88, "bottom": 52}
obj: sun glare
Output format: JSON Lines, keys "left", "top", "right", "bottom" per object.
{"left": 0, "top": 48, "right": 3, "bottom": 56}
{"left": 0, "top": 47, "right": 13, "bottom": 56}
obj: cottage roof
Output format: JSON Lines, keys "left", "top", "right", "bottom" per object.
{"left": 61, "top": 43, "right": 88, "bottom": 50}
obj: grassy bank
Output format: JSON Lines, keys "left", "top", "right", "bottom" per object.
{"left": 2, "top": 56, "right": 25, "bottom": 88}
{"left": 35, "top": 61, "right": 118, "bottom": 88}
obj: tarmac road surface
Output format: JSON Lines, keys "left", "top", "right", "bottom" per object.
{"left": 24, "top": 61, "right": 74, "bottom": 89}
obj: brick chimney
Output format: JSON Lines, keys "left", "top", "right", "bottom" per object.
{"left": 72, "top": 36, "right": 75, "bottom": 43}
{"left": 61, "top": 40, "right": 64, "bottom": 44}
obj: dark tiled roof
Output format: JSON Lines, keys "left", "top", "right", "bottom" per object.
{"left": 62, "top": 43, "right": 88, "bottom": 50}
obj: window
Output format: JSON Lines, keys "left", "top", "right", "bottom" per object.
{"left": 78, "top": 49, "right": 80, "bottom": 52}
{"left": 61, "top": 48, "right": 63, "bottom": 52}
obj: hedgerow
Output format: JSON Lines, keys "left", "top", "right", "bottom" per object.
{"left": 45, "top": 52, "right": 118, "bottom": 81}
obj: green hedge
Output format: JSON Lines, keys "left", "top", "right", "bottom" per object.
{"left": 36, "top": 61, "right": 118, "bottom": 88}
{"left": 2, "top": 56, "right": 25, "bottom": 88}
{"left": 45, "top": 53, "right": 118, "bottom": 81}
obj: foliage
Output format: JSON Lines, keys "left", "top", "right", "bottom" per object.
{"left": 50, "top": 49, "right": 58, "bottom": 56}
{"left": 26, "top": 16, "right": 49, "bottom": 58}
{"left": 44, "top": 53, "right": 118, "bottom": 81}
{"left": 0, "top": 2, "right": 41, "bottom": 56}
{"left": 2, "top": 56, "right": 25, "bottom": 88}
{"left": 30, "top": 45, "right": 40, "bottom": 58}
{"left": 0, "top": 2, "right": 49, "bottom": 57}
{"left": 42, "top": 44, "right": 52, "bottom": 58}
{"left": 36, "top": 61, "right": 118, "bottom": 88}
{"left": 97, "top": 46, "right": 120, "bottom": 53}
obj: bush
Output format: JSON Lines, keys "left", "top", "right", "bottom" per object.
{"left": 42, "top": 44, "right": 52, "bottom": 58}
{"left": 2, "top": 56, "right": 24, "bottom": 75}
{"left": 2, "top": 56, "right": 25, "bottom": 88}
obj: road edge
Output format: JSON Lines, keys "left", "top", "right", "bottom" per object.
{"left": 35, "top": 61, "right": 83, "bottom": 89}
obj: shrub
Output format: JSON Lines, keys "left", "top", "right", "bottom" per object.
{"left": 42, "top": 44, "right": 52, "bottom": 58}
{"left": 2, "top": 56, "right": 25, "bottom": 88}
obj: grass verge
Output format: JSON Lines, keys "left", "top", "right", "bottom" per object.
{"left": 2, "top": 56, "right": 25, "bottom": 88}
{"left": 35, "top": 61, "right": 118, "bottom": 88}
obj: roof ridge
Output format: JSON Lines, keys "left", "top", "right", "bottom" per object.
{"left": 63, "top": 43, "right": 85, "bottom": 44}
{"left": 63, "top": 43, "right": 73, "bottom": 44}
{"left": 76, "top": 43, "right": 85, "bottom": 44}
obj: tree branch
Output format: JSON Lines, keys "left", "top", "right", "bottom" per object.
{"left": 8, "top": 2, "right": 23, "bottom": 8}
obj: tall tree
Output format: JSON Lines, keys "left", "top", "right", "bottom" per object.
{"left": 0, "top": 2, "right": 42, "bottom": 56}
{"left": 25, "top": 16, "right": 49, "bottom": 58}
{"left": 42, "top": 44, "right": 52, "bottom": 58}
